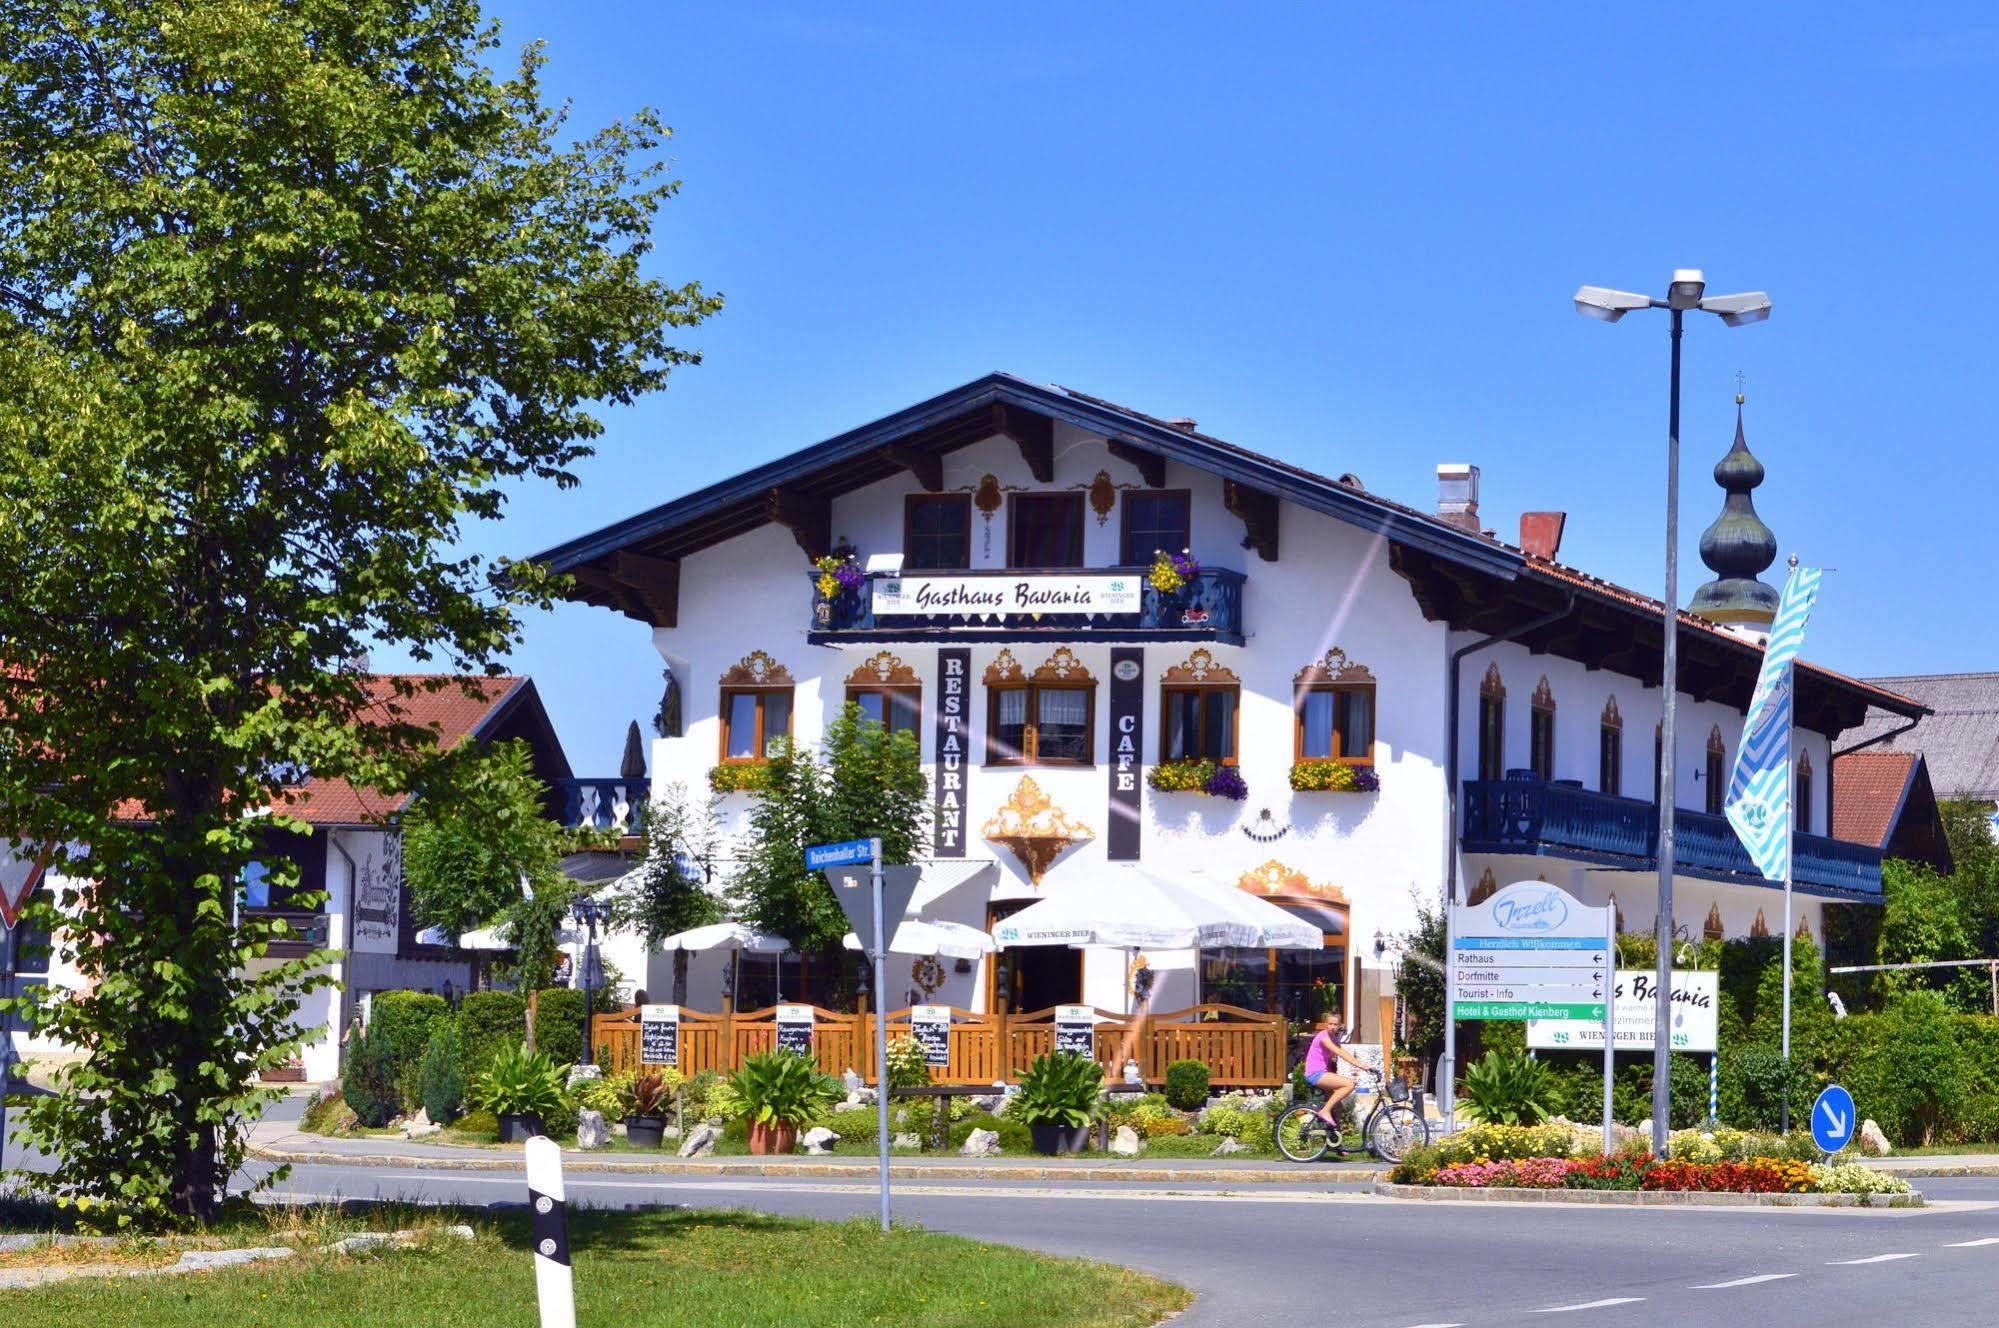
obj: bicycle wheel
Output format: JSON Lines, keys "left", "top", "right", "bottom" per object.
{"left": 1275, "top": 1104, "right": 1332, "bottom": 1163}
{"left": 1367, "top": 1102, "right": 1428, "bottom": 1164}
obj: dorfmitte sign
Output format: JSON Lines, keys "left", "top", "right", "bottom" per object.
{"left": 874, "top": 573, "right": 1140, "bottom": 620}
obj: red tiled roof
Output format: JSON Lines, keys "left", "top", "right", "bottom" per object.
{"left": 1831, "top": 750, "right": 1919, "bottom": 848}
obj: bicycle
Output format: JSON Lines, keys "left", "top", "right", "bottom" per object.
{"left": 1275, "top": 1069, "right": 1429, "bottom": 1164}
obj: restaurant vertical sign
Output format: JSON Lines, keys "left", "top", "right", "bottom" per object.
{"left": 933, "top": 648, "right": 969, "bottom": 856}
{"left": 1108, "top": 648, "right": 1143, "bottom": 860}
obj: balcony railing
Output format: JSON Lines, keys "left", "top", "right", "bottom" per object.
{"left": 1461, "top": 773, "right": 1882, "bottom": 900}
{"left": 808, "top": 567, "right": 1246, "bottom": 644}
{"left": 559, "top": 777, "right": 649, "bottom": 833}
{"left": 244, "top": 909, "right": 332, "bottom": 957}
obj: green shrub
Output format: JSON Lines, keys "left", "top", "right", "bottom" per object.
{"left": 1460, "top": 1049, "right": 1551, "bottom": 1125}
{"left": 1610, "top": 1052, "right": 1712, "bottom": 1129}
{"left": 727, "top": 1051, "right": 843, "bottom": 1128}
{"left": 542, "top": 1094, "right": 580, "bottom": 1142}
{"left": 682, "top": 1069, "right": 727, "bottom": 1122}
{"left": 948, "top": 1112, "right": 1032, "bottom": 1153}
{"left": 1163, "top": 1059, "right": 1211, "bottom": 1111}
{"left": 1196, "top": 1104, "right": 1273, "bottom": 1149}
{"left": 575, "top": 1069, "right": 637, "bottom": 1121}
{"left": 823, "top": 1106, "right": 881, "bottom": 1146}
{"left": 472, "top": 1043, "right": 567, "bottom": 1121}
{"left": 371, "top": 990, "right": 450, "bottom": 1111}
{"left": 884, "top": 1036, "right": 931, "bottom": 1092}
{"left": 452, "top": 1109, "right": 498, "bottom": 1140}
{"left": 1874, "top": 989, "right": 1969, "bottom": 1145}
{"left": 418, "top": 1024, "right": 466, "bottom": 1126}
{"left": 300, "top": 1089, "right": 353, "bottom": 1135}
{"left": 533, "top": 987, "right": 589, "bottom": 1069}
{"left": 1128, "top": 1100, "right": 1192, "bottom": 1137}
{"left": 458, "top": 990, "right": 528, "bottom": 1082}
{"left": 341, "top": 1020, "right": 399, "bottom": 1128}
{"left": 1013, "top": 1052, "right": 1103, "bottom": 1128}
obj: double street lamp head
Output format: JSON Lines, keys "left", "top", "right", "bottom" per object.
{"left": 1573, "top": 270, "right": 1771, "bottom": 326}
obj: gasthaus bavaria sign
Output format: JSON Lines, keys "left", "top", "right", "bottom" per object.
{"left": 873, "top": 573, "right": 1141, "bottom": 620}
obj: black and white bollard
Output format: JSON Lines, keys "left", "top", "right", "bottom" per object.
{"left": 525, "top": 1136, "right": 576, "bottom": 1328}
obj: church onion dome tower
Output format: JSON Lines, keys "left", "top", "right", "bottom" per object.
{"left": 1689, "top": 393, "right": 1780, "bottom": 630}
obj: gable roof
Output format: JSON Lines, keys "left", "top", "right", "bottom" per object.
{"left": 533, "top": 372, "right": 1923, "bottom": 734}
{"left": 1832, "top": 749, "right": 1953, "bottom": 874}
{"left": 1848, "top": 673, "right": 1999, "bottom": 803}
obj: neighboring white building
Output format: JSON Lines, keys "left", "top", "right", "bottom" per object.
{"left": 534, "top": 375, "right": 1925, "bottom": 1041}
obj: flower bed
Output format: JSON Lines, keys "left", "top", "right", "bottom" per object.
{"left": 1400, "top": 1145, "right": 1910, "bottom": 1196}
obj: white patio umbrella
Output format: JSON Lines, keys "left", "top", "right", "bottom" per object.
{"left": 841, "top": 918, "right": 998, "bottom": 961}
{"left": 657, "top": 921, "right": 793, "bottom": 1005}
{"left": 990, "top": 868, "right": 1321, "bottom": 1012}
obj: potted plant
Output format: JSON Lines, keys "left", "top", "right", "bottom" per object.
{"left": 473, "top": 1043, "right": 569, "bottom": 1143}
{"left": 624, "top": 1070, "right": 672, "bottom": 1148}
{"left": 729, "top": 1050, "right": 842, "bottom": 1155}
{"left": 1014, "top": 1051, "right": 1104, "bottom": 1155}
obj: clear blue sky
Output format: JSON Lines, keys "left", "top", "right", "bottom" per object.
{"left": 403, "top": 4, "right": 1999, "bottom": 775}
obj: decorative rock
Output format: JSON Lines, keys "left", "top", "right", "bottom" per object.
{"left": 567, "top": 1064, "right": 604, "bottom": 1088}
{"left": 842, "top": 1068, "right": 864, "bottom": 1093}
{"left": 576, "top": 1109, "right": 610, "bottom": 1150}
{"left": 968, "top": 1093, "right": 1004, "bottom": 1113}
{"left": 401, "top": 1110, "right": 441, "bottom": 1140}
{"left": 802, "top": 1126, "right": 840, "bottom": 1155}
{"left": 1211, "top": 1137, "right": 1248, "bottom": 1157}
{"left": 959, "top": 1127, "right": 1001, "bottom": 1157}
{"left": 891, "top": 1132, "right": 923, "bottom": 1151}
{"left": 174, "top": 1247, "right": 295, "bottom": 1273}
{"left": 1859, "top": 1119, "right": 1893, "bottom": 1157}
{"left": 678, "top": 1121, "right": 720, "bottom": 1158}
{"left": 1110, "top": 1125, "right": 1143, "bottom": 1156}
{"left": 842, "top": 1088, "right": 878, "bottom": 1109}
{"left": 327, "top": 1233, "right": 395, "bottom": 1255}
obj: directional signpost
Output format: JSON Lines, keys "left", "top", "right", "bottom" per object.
{"left": 1452, "top": 881, "right": 1617, "bottom": 1151}
{"left": 0, "top": 847, "right": 48, "bottom": 1169}
{"left": 1812, "top": 1083, "right": 1856, "bottom": 1157}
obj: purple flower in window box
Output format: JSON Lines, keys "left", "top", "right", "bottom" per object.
{"left": 1203, "top": 763, "right": 1249, "bottom": 800}
{"left": 1351, "top": 766, "right": 1380, "bottom": 793}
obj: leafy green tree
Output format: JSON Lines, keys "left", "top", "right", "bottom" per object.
{"left": 729, "top": 706, "right": 928, "bottom": 959}
{"left": 1393, "top": 892, "right": 1447, "bottom": 1063}
{"left": 626, "top": 783, "right": 721, "bottom": 1003}
{"left": 404, "top": 740, "right": 570, "bottom": 943}
{"left": 0, "top": 0, "right": 713, "bottom": 1223}
{"left": 1877, "top": 860, "right": 1984, "bottom": 1011}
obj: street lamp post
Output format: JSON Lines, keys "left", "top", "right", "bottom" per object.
{"left": 1574, "top": 270, "right": 1770, "bottom": 1156}
{"left": 572, "top": 894, "right": 608, "bottom": 1065}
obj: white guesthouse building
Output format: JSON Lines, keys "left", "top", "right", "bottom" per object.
{"left": 537, "top": 375, "right": 1923, "bottom": 1041}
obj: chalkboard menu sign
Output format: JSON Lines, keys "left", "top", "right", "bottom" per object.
{"left": 639, "top": 1004, "right": 679, "bottom": 1068}
{"left": 909, "top": 1005, "right": 950, "bottom": 1067}
{"left": 775, "top": 1004, "right": 814, "bottom": 1059}
{"left": 1054, "top": 1005, "right": 1095, "bottom": 1059}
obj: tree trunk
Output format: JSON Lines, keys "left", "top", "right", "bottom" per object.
{"left": 671, "top": 950, "right": 689, "bottom": 1006}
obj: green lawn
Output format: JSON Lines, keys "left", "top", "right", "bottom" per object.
{"left": 0, "top": 1207, "right": 1190, "bottom": 1327}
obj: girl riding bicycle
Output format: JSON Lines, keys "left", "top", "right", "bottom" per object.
{"left": 1302, "top": 1010, "right": 1368, "bottom": 1133}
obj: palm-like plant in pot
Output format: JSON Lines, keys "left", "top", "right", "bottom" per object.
{"left": 1015, "top": 1051, "right": 1104, "bottom": 1155}
{"left": 474, "top": 1043, "right": 569, "bottom": 1143}
{"left": 625, "top": 1071, "right": 673, "bottom": 1149}
{"left": 728, "top": 1051, "right": 842, "bottom": 1155}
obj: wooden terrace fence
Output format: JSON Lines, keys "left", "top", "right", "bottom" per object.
{"left": 589, "top": 1001, "right": 1288, "bottom": 1088}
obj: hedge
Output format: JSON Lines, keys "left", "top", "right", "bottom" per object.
{"left": 370, "top": 990, "right": 450, "bottom": 1112}
{"left": 534, "top": 987, "right": 588, "bottom": 1068}
{"left": 458, "top": 989, "right": 528, "bottom": 1082}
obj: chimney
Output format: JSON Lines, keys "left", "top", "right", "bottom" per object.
{"left": 1166, "top": 417, "right": 1198, "bottom": 432}
{"left": 1519, "top": 511, "right": 1567, "bottom": 561}
{"left": 1436, "top": 464, "right": 1481, "bottom": 533}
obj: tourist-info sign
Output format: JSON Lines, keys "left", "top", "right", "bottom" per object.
{"left": 1451, "top": 881, "right": 1613, "bottom": 1022}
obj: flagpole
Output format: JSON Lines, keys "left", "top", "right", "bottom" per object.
{"left": 1779, "top": 556, "right": 1798, "bottom": 1136}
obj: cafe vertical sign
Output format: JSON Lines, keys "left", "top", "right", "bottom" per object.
{"left": 933, "top": 648, "right": 969, "bottom": 856}
{"left": 1107, "top": 648, "right": 1143, "bottom": 860}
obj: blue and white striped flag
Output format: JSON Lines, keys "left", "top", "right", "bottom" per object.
{"left": 1724, "top": 565, "right": 1823, "bottom": 880}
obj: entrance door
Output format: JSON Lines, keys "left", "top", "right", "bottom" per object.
{"left": 988, "top": 900, "right": 1082, "bottom": 1013}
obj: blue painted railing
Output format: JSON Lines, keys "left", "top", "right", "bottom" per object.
{"left": 810, "top": 567, "right": 1246, "bottom": 643}
{"left": 1462, "top": 775, "right": 1881, "bottom": 900}
{"left": 558, "top": 777, "right": 649, "bottom": 833}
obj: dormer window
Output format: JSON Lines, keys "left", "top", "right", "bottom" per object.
{"left": 1007, "top": 493, "right": 1084, "bottom": 568}
{"left": 904, "top": 494, "right": 971, "bottom": 570}
{"left": 1121, "top": 491, "right": 1191, "bottom": 566}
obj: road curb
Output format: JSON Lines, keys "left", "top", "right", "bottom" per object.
{"left": 1864, "top": 1162, "right": 1999, "bottom": 1178}
{"left": 252, "top": 1142, "right": 1384, "bottom": 1185}
{"left": 1374, "top": 1182, "right": 1925, "bottom": 1208}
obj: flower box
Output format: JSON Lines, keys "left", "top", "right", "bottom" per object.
{"left": 708, "top": 764, "right": 773, "bottom": 795}
{"left": 1289, "top": 759, "right": 1379, "bottom": 793}
{"left": 1146, "top": 759, "right": 1247, "bottom": 800}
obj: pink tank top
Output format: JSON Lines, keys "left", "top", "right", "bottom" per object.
{"left": 1304, "top": 1030, "right": 1340, "bottom": 1077}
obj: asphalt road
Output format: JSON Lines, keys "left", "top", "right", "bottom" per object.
{"left": 10, "top": 1105, "right": 1999, "bottom": 1328}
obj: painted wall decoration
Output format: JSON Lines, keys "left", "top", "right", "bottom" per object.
{"left": 982, "top": 776, "right": 1092, "bottom": 884}
{"left": 350, "top": 834, "right": 403, "bottom": 955}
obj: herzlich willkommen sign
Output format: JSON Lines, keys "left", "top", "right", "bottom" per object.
{"left": 1451, "top": 881, "right": 1613, "bottom": 1022}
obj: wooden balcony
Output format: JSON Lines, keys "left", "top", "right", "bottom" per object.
{"left": 808, "top": 567, "right": 1246, "bottom": 645}
{"left": 1461, "top": 773, "right": 1882, "bottom": 901}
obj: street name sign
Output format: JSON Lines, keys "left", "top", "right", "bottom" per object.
{"left": 1450, "top": 882, "right": 1613, "bottom": 1022}
{"left": 1527, "top": 971, "right": 1720, "bottom": 1053}
{"left": 1812, "top": 1083, "right": 1856, "bottom": 1155}
{"left": 804, "top": 839, "right": 876, "bottom": 872}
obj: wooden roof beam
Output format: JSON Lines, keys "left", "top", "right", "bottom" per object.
{"left": 611, "top": 550, "right": 681, "bottom": 628}
{"left": 765, "top": 486, "right": 832, "bottom": 562}
{"left": 878, "top": 444, "right": 944, "bottom": 493}
{"left": 1105, "top": 439, "right": 1166, "bottom": 488}
{"left": 1223, "top": 479, "right": 1281, "bottom": 562}
{"left": 569, "top": 567, "right": 655, "bottom": 625}
{"left": 994, "top": 403, "right": 1054, "bottom": 483}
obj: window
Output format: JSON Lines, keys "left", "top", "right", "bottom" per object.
{"left": 1120, "top": 490, "right": 1191, "bottom": 566}
{"left": 985, "top": 648, "right": 1096, "bottom": 766}
{"left": 904, "top": 494, "right": 971, "bottom": 571}
{"left": 1476, "top": 663, "right": 1505, "bottom": 780}
{"left": 1160, "top": 649, "right": 1242, "bottom": 763}
{"left": 1599, "top": 697, "right": 1623, "bottom": 796}
{"left": 1796, "top": 752, "right": 1814, "bottom": 835}
{"left": 718, "top": 650, "right": 795, "bottom": 763}
{"left": 1007, "top": 493, "right": 1085, "bottom": 568}
{"left": 846, "top": 651, "right": 921, "bottom": 739}
{"left": 1295, "top": 648, "right": 1377, "bottom": 765}
{"left": 1705, "top": 727, "right": 1726, "bottom": 815}
{"left": 1529, "top": 677, "right": 1556, "bottom": 781}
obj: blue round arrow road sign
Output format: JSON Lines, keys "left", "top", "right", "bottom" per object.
{"left": 1811, "top": 1083, "right": 1856, "bottom": 1154}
